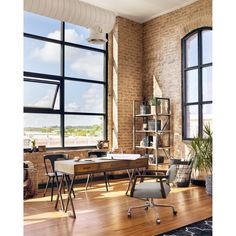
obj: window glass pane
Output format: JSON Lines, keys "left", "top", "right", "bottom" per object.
{"left": 202, "top": 30, "right": 212, "bottom": 64}
{"left": 186, "top": 69, "right": 198, "bottom": 103}
{"left": 24, "top": 11, "right": 61, "bottom": 40}
{"left": 65, "top": 81, "right": 104, "bottom": 113}
{"left": 24, "top": 114, "right": 61, "bottom": 148}
{"left": 65, "top": 23, "right": 105, "bottom": 50}
{"left": 203, "top": 104, "right": 212, "bottom": 132}
{"left": 186, "top": 105, "right": 198, "bottom": 138}
{"left": 64, "top": 115, "right": 104, "bottom": 147}
{"left": 24, "top": 80, "right": 59, "bottom": 109}
{"left": 65, "top": 46, "right": 104, "bottom": 81}
{"left": 202, "top": 66, "right": 212, "bottom": 101}
{"left": 186, "top": 33, "right": 198, "bottom": 67}
{"left": 24, "top": 37, "right": 60, "bottom": 75}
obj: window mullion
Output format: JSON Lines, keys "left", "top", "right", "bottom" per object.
{"left": 198, "top": 30, "right": 203, "bottom": 137}
{"left": 104, "top": 34, "right": 108, "bottom": 140}
{"left": 52, "top": 84, "right": 60, "bottom": 109}
{"left": 60, "top": 22, "right": 65, "bottom": 148}
{"left": 182, "top": 38, "right": 186, "bottom": 139}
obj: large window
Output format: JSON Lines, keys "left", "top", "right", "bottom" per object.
{"left": 182, "top": 27, "right": 212, "bottom": 139}
{"left": 24, "top": 12, "right": 107, "bottom": 149}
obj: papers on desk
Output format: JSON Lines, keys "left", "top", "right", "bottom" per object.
{"left": 74, "top": 158, "right": 94, "bottom": 162}
{"left": 106, "top": 154, "right": 141, "bottom": 160}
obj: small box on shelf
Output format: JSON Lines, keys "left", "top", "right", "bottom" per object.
{"left": 148, "top": 119, "right": 161, "bottom": 131}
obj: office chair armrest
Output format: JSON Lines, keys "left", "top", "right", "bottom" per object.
{"left": 134, "top": 174, "right": 168, "bottom": 180}
{"left": 130, "top": 174, "right": 168, "bottom": 197}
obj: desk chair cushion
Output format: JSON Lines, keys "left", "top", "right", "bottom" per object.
{"left": 133, "top": 182, "right": 170, "bottom": 199}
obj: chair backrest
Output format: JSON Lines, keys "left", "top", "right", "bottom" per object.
{"left": 44, "top": 154, "right": 68, "bottom": 174}
{"left": 166, "top": 165, "right": 177, "bottom": 184}
{"left": 87, "top": 151, "right": 110, "bottom": 158}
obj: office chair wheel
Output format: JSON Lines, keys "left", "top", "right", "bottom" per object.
{"left": 156, "top": 219, "right": 161, "bottom": 224}
{"left": 128, "top": 211, "right": 131, "bottom": 218}
{"left": 144, "top": 207, "right": 148, "bottom": 211}
{"left": 173, "top": 210, "right": 177, "bottom": 215}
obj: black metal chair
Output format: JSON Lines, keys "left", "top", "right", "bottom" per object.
{"left": 85, "top": 151, "right": 111, "bottom": 191}
{"left": 43, "top": 154, "right": 75, "bottom": 201}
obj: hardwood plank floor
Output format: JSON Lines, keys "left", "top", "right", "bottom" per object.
{"left": 24, "top": 178, "right": 212, "bottom": 236}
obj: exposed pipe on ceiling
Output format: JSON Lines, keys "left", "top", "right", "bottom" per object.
{"left": 24, "top": 0, "right": 116, "bottom": 44}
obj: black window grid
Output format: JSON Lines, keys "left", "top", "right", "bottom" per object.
{"left": 24, "top": 21, "right": 108, "bottom": 149}
{"left": 182, "top": 27, "right": 212, "bottom": 140}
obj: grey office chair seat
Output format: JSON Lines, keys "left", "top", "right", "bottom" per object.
{"left": 133, "top": 182, "right": 170, "bottom": 199}
{"left": 128, "top": 165, "right": 177, "bottom": 224}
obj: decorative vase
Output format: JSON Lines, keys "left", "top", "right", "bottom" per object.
{"left": 205, "top": 175, "right": 212, "bottom": 195}
{"left": 191, "top": 169, "right": 206, "bottom": 186}
{"left": 140, "top": 104, "right": 148, "bottom": 114}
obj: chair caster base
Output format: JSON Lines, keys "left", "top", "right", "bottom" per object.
{"left": 128, "top": 211, "right": 131, "bottom": 218}
{"left": 173, "top": 210, "right": 177, "bottom": 215}
{"left": 156, "top": 219, "right": 161, "bottom": 224}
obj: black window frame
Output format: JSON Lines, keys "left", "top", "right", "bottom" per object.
{"left": 182, "top": 27, "right": 212, "bottom": 140}
{"left": 24, "top": 18, "right": 108, "bottom": 150}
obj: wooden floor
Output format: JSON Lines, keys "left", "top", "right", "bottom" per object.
{"left": 24, "top": 178, "right": 212, "bottom": 236}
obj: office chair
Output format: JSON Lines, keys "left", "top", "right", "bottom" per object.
{"left": 128, "top": 165, "right": 177, "bottom": 224}
{"left": 85, "top": 151, "right": 111, "bottom": 191}
{"left": 43, "top": 154, "right": 75, "bottom": 201}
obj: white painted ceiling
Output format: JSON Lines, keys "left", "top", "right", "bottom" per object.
{"left": 81, "top": 0, "right": 199, "bottom": 23}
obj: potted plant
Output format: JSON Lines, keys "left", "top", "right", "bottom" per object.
{"left": 190, "top": 124, "right": 212, "bottom": 195}
{"left": 149, "top": 97, "right": 161, "bottom": 114}
{"left": 31, "top": 139, "right": 37, "bottom": 152}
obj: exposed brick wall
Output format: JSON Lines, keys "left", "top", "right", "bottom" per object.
{"left": 111, "top": 17, "right": 143, "bottom": 152}
{"left": 142, "top": 0, "right": 212, "bottom": 157}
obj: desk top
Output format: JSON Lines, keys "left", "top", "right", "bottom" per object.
{"left": 55, "top": 157, "right": 148, "bottom": 175}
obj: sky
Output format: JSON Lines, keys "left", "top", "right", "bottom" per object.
{"left": 24, "top": 11, "right": 106, "bottom": 127}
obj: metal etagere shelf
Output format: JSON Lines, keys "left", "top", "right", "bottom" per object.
{"left": 133, "top": 97, "right": 172, "bottom": 168}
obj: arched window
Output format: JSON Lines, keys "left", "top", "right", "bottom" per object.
{"left": 182, "top": 27, "right": 212, "bottom": 139}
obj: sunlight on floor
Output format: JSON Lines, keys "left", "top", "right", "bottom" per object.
{"left": 24, "top": 194, "right": 83, "bottom": 203}
{"left": 94, "top": 190, "right": 125, "bottom": 199}
{"left": 171, "top": 185, "right": 199, "bottom": 193}
{"left": 24, "top": 209, "right": 95, "bottom": 226}
{"left": 24, "top": 211, "right": 68, "bottom": 225}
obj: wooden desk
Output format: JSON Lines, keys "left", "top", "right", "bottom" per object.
{"left": 54, "top": 157, "right": 148, "bottom": 218}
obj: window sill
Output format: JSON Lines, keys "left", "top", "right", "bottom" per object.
{"left": 24, "top": 146, "right": 110, "bottom": 154}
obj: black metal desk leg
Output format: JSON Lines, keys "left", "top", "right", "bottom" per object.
{"left": 126, "top": 169, "right": 135, "bottom": 196}
{"left": 55, "top": 173, "right": 65, "bottom": 211}
{"left": 65, "top": 175, "right": 76, "bottom": 218}
{"left": 65, "top": 175, "right": 76, "bottom": 198}
{"left": 104, "top": 172, "right": 109, "bottom": 192}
